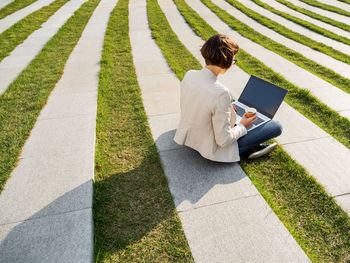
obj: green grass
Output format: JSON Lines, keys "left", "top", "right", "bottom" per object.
{"left": 93, "top": 0, "right": 193, "bottom": 261}
{"left": 297, "top": 0, "right": 350, "bottom": 18}
{"left": 171, "top": 0, "right": 350, "bottom": 261}
{"left": 0, "top": 0, "right": 38, "bottom": 19}
{"left": 275, "top": 0, "right": 350, "bottom": 33}
{"left": 251, "top": 0, "right": 350, "bottom": 47}
{"left": 197, "top": 0, "right": 350, "bottom": 96}
{"left": 223, "top": 0, "right": 350, "bottom": 65}
{"left": 0, "top": 0, "right": 70, "bottom": 63}
{"left": 0, "top": 0, "right": 101, "bottom": 193}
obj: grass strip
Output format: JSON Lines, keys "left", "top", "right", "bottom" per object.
{"left": 172, "top": 0, "right": 350, "bottom": 261}
{"left": 223, "top": 0, "right": 350, "bottom": 65}
{"left": 0, "top": 0, "right": 101, "bottom": 193}
{"left": 93, "top": 0, "right": 194, "bottom": 261}
{"left": 0, "top": 0, "right": 38, "bottom": 19}
{"left": 297, "top": 0, "right": 350, "bottom": 18}
{"left": 197, "top": 0, "right": 350, "bottom": 96}
{"left": 251, "top": 0, "right": 350, "bottom": 47}
{"left": 275, "top": 0, "right": 350, "bottom": 33}
{"left": 0, "top": 0, "right": 70, "bottom": 63}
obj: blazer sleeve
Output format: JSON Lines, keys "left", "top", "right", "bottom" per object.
{"left": 212, "top": 91, "right": 247, "bottom": 148}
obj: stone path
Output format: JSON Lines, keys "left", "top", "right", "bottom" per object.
{"left": 193, "top": 0, "right": 350, "bottom": 120}
{"left": 0, "top": 0, "right": 56, "bottom": 34}
{"left": 129, "top": 0, "right": 310, "bottom": 262}
{"left": 287, "top": 0, "right": 350, "bottom": 25}
{"left": 169, "top": 0, "right": 350, "bottom": 215}
{"left": 0, "top": 0, "right": 15, "bottom": 10}
{"left": 0, "top": 0, "right": 117, "bottom": 261}
{"left": 316, "top": 0, "right": 350, "bottom": 12}
{"left": 0, "top": 0, "right": 87, "bottom": 95}
{"left": 233, "top": 0, "right": 350, "bottom": 70}
{"left": 259, "top": 0, "right": 350, "bottom": 39}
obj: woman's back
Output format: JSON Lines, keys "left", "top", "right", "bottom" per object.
{"left": 179, "top": 68, "right": 227, "bottom": 129}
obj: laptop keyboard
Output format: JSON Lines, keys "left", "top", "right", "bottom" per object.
{"left": 234, "top": 104, "right": 265, "bottom": 125}
{"left": 254, "top": 117, "right": 265, "bottom": 125}
{"left": 235, "top": 104, "right": 246, "bottom": 117}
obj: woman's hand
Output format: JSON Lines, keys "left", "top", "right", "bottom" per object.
{"left": 240, "top": 113, "right": 257, "bottom": 129}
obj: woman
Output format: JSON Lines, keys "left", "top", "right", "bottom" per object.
{"left": 174, "top": 34, "right": 282, "bottom": 162}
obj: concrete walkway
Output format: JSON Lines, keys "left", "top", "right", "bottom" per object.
{"left": 191, "top": 0, "right": 350, "bottom": 120}
{"left": 0, "top": 0, "right": 15, "bottom": 10}
{"left": 231, "top": 0, "right": 350, "bottom": 73}
{"left": 0, "top": 0, "right": 87, "bottom": 95}
{"left": 259, "top": 0, "right": 350, "bottom": 39}
{"left": 129, "top": 0, "right": 310, "bottom": 262}
{"left": 164, "top": 0, "right": 350, "bottom": 215}
{"left": 0, "top": 0, "right": 117, "bottom": 261}
{"left": 0, "top": 0, "right": 56, "bottom": 34}
{"left": 287, "top": 0, "right": 350, "bottom": 25}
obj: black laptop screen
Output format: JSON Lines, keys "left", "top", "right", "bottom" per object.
{"left": 238, "top": 75, "right": 288, "bottom": 119}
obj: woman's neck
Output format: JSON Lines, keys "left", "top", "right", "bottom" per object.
{"left": 206, "top": 65, "right": 224, "bottom": 77}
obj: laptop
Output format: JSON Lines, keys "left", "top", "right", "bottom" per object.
{"left": 232, "top": 75, "right": 288, "bottom": 131}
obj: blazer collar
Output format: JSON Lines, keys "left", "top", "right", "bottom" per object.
{"left": 201, "top": 67, "right": 217, "bottom": 81}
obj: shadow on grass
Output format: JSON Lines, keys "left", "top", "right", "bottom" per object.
{"left": 93, "top": 129, "right": 247, "bottom": 261}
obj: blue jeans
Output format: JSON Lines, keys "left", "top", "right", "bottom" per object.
{"left": 237, "top": 120, "right": 282, "bottom": 155}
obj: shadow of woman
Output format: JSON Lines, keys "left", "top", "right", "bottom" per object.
{"left": 156, "top": 130, "right": 249, "bottom": 212}
{"left": 93, "top": 127, "right": 248, "bottom": 260}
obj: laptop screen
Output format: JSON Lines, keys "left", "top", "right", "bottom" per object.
{"left": 238, "top": 75, "right": 288, "bottom": 119}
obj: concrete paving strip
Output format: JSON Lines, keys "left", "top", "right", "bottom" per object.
{"left": 129, "top": 0, "right": 310, "bottom": 262}
{"left": 0, "top": 0, "right": 56, "bottom": 34}
{"left": 258, "top": 0, "right": 350, "bottom": 39}
{"left": 0, "top": 0, "right": 87, "bottom": 95}
{"left": 287, "top": 0, "right": 350, "bottom": 25}
{"left": 231, "top": 0, "right": 350, "bottom": 65}
{"left": 316, "top": 0, "right": 350, "bottom": 12}
{"left": 0, "top": 208, "right": 93, "bottom": 263}
{"left": 161, "top": 0, "right": 350, "bottom": 214}
{"left": 187, "top": 0, "right": 350, "bottom": 120}
{"left": 0, "top": 0, "right": 15, "bottom": 10}
{"left": 0, "top": 0, "right": 117, "bottom": 261}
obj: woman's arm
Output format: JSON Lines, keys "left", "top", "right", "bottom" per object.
{"left": 212, "top": 91, "right": 247, "bottom": 148}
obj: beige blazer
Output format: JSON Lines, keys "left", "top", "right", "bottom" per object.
{"left": 174, "top": 67, "right": 247, "bottom": 162}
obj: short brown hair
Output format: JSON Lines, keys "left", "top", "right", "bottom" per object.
{"left": 200, "top": 34, "right": 239, "bottom": 69}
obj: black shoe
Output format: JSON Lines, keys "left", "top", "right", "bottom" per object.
{"left": 247, "top": 143, "right": 277, "bottom": 159}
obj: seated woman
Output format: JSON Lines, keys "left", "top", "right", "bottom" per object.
{"left": 174, "top": 34, "right": 282, "bottom": 162}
